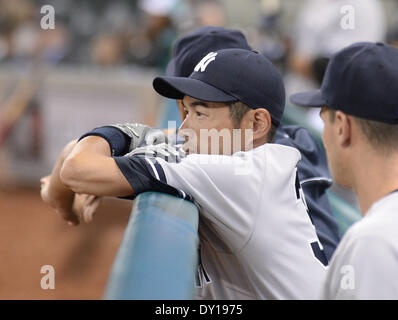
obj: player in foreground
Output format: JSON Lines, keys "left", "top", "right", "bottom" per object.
{"left": 41, "top": 26, "right": 339, "bottom": 261}
{"left": 290, "top": 42, "right": 398, "bottom": 299}
{"left": 43, "top": 48, "right": 328, "bottom": 299}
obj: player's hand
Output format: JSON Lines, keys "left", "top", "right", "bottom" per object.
{"left": 109, "top": 123, "right": 168, "bottom": 152}
{"left": 40, "top": 174, "right": 80, "bottom": 226}
{"left": 125, "top": 142, "right": 186, "bottom": 163}
{"left": 40, "top": 175, "right": 52, "bottom": 205}
{"left": 72, "top": 193, "right": 101, "bottom": 224}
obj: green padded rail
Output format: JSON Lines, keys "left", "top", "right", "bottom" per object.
{"left": 104, "top": 192, "right": 199, "bottom": 300}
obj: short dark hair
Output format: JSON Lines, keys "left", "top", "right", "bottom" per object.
{"left": 267, "top": 123, "right": 278, "bottom": 142}
{"left": 227, "top": 101, "right": 277, "bottom": 142}
{"left": 355, "top": 117, "right": 398, "bottom": 154}
{"left": 327, "top": 108, "right": 398, "bottom": 154}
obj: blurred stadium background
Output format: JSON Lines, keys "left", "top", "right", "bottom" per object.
{"left": 0, "top": 0, "right": 397, "bottom": 299}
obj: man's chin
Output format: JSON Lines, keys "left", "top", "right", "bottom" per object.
{"left": 182, "top": 144, "right": 193, "bottom": 155}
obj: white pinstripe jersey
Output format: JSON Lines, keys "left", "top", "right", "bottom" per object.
{"left": 152, "top": 143, "right": 329, "bottom": 299}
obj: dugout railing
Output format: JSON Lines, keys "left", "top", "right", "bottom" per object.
{"left": 104, "top": 192, "right": 199, "bottom": 300}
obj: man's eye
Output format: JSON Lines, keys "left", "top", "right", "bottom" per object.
{"left": 196, "top": 112, "right": 204, "bottom": 117}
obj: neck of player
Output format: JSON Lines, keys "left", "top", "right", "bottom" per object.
{"left": 352, "top": 151, "right": 398, "bottom": 215}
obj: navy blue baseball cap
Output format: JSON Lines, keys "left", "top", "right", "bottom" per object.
{"left": 290, "top": 42, "right": 398, "bottom": 124}
{"left": 165, "top": 26, "right": 251, "bottom": 77}
{"left": 154, "top": 48, "right": 286, "bottom": 126}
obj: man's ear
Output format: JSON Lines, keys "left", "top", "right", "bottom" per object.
{"left": 335, "top": 111, "right": 352, "bottom": 148}
{"left": 251, "top": 108, "right": 271, "bottom": 141}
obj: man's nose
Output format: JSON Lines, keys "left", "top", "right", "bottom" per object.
{"left": 178, "top": 116, "right": 189, "bottom": 133}
{"left": 177, "top": 118, "right": 193, "bottom": 142}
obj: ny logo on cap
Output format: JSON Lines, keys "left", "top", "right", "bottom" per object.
{"left": 194, "top": 52, "right": 217, "bottom": 72}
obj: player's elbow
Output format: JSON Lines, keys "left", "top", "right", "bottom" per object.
{"left": 60, "top": 155, "right": 88, "bottom": 193}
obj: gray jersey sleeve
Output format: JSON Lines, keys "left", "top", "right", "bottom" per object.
{"left": 322, "top": 234, "right": 398, "bottom": 299}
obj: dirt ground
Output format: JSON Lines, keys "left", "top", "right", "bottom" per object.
{"left": 0, "top": 186, "right": 131, "bottom": 299}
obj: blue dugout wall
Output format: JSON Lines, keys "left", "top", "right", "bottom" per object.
{"left": 104, "top": 192, "right": 199, "bottom": 300}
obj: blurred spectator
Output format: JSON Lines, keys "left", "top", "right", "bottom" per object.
{"left": 0, "top": 0, "right": 36, "bottom": 62}
{"left": 285, "top": 0, "right": 387, "bottom": 130}
{"left": 0, "top": 0, "right": 227, "bottom": 70}
{"left": 195, "top": 1, "right": 226, "bottom": 27}
{"left": 0, "top": 0, "right": 71, "bottom": 65}
{"left": 290, "top": 0, "right": 386, "bottom": 76}
{"left": 123, "top": 0, "right": 194, "bottom": 71}
{"left": 91, "top": 33, "right": 125, "bottom": 66}
{"left": 251, "top": 0, "right": 287, "bottom": 70}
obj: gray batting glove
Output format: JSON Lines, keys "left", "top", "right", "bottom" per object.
{"left": 109, "top": 123, "right": 168, "bottom": 153}
{"left": 125, "top": 143, "right": 186, "bottom": 163}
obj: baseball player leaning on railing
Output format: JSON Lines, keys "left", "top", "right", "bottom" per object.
{"left": 40, "top": 46, "right": 330, "bottom": 299}
{"left": 41, "top": 27, "right": 340, "bottom": 263}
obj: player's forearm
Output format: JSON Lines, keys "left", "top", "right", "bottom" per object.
{"left": 45, "top": 139, "right": 78, "bottom": 208}
{"left": 60, "top": 136, "right": 133, "bottom": 197}
{"left": 59, "top": 122, "right": 176, "bottom": 197}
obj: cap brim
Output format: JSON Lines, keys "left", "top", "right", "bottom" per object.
{"left": 153, "top": 76, "right": 238, "bottom": 102}
{"left": 289, "top": 89, "right": 326, "bottom": 108}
